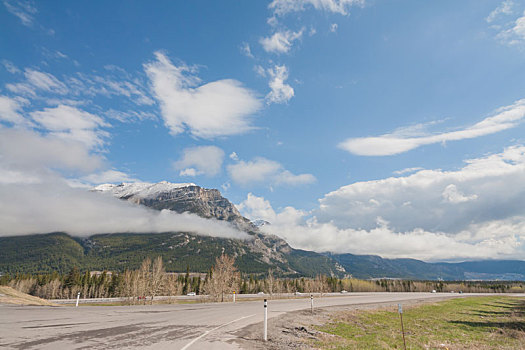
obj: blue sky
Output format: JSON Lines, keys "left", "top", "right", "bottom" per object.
{"left": 1, "top": 0, "right": 525, "bottom": 261}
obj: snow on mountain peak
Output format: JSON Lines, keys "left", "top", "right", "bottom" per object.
{"left": 93, "top": 181, "right": 196, "bottom": 199}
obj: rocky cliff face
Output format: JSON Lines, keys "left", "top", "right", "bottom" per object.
{"left": 94, "top": 182, "right": 254, "bottom": 230}
{"left": 93, "top": 181, "right": 342, "bottom": 276}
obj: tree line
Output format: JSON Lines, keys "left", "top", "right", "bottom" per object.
{"left": 2, "top": 255, "right": 524, "bottom": 301}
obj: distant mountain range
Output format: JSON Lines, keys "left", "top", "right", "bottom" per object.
{"left": 0, "top": 181, "right": 523, "bottom": 281}
{"left": 327, "top": 253, "right": 525, "bottom": 281}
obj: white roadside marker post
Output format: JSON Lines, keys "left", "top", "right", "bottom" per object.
{"left": 233, "top": 291, "right": 236, "bottom": 303}
{"left": 75, "top": 292, "right": 80, "bottom": 308}
{"left": 310, "top": 294, "right": 313, "bottom": 314}
{"left": 263, "top": 299, "right": 268, "bottom": 341}
{"left": 398, "top": 303, "right": 407, "bottom": 350}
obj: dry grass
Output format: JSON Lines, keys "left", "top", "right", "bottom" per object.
{"left": 0, "top": 286, "right": 57, "bottom": 306}
{"left": 317, "top": 296, "right": 525, "bottom": 350}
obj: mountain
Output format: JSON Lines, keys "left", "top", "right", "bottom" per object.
{"left": 328, "top": 253, "right": 525, "bottom": 281}
{"left": 93, "top": 182, "right": 254, "bottom": 230}
{"left": 1, "top": 181, "right": 523, "bottom": 281}
{"left": 0, "top": 182, "right": 343, "bottom": 277}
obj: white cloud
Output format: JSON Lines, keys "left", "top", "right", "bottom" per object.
{"left": 0, "top": 180, "right": 247, "bottom": 239}
{"left": 486, "top": 0, "right": 514, "bottom": 23}
{"left": 240, "top": 42, "right": 254, "bottom": 58}
{"left": 24, "top": 69, "right": 68, "bottom": 94}
{"left": 3, "top": 0, "right": 37, "bottom": 26}
{"left": 339, "top": 98, "right": 525, "bottom": 156}
{"left": 0, "top": 95, "right": 28, "bottom": 126}
{"left": 319, "top": 146, "right": 525, "bottom": 233}
{"left": 174, "top": 146, "right": 225, "bottom": 177}
{"left": 6, "top": 69, "right": 67, "bottom": 97}
{"left": 0, "top": 130, "right": 244, "bottom": 240}
{"left": 238, "top": 147, "right": 525, "bottom": 262}
{"left": 441, "top": 184, "right": 478, "bottom": 204}
{"left": 266, "top": 65, "right": 295, "bottom": 104}
{"left": 144, "top": 52, "right": 262, "bottom": 138}
{"left": 86, "top": 74, "right": 154, "bottom": 106}
{"left": 393, "top": 167, "right": 423, "bottom": 175}
{"left": 269, "top": 0, "right": 365, "bottom": 16}
{"left": 4, "top": 65, "right": 153, "bottom": 111}
{"left": 30, "top": 105, "right": 109, "bottom": 149}
{"left": 260, "top": 29, "right": 304, "bottom": 54}
{"left": 0, "top": 128, "right": 104, "bottom": 175}
{"left": 254, "top": 65, "right": 266, "bottom": 77}
{"left": 80, "top": 170, "right": 139, "bottom": 185}
{"left": 227, "top": 157, "right": 315, "bottom": 186}
{"left": 330, "top": 23, "right": 338, "bottom": 32}
{"left": 512, "top": 12, "right": 525, "bottom": 39}
{"left": 275, "top": 170, "right": 317, "bottom": 186}
{"left": 488, "top": 4, "right": 525, "bottom": 46}
{"left": 229, "top": 152, "right": 239, "bottom": 161}
{"left": 105, "top": 109, "right": 157, "bottom": 123}
{"left": 1, "top": 60, "right": 20, "bottom": 74}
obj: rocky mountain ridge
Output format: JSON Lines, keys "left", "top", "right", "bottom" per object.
{"left": 92, "top": 181, "right": 342, "bottom": 276}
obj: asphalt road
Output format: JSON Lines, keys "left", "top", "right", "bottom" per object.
{"left": 1, "top": 292, "right": 517, "bottom": 349}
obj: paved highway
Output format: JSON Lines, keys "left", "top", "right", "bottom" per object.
{"left": 1, "top": 292, "right": 517, "bottom": 349}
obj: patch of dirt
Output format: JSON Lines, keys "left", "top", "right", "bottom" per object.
{"left": 0, "top": 286, "right": 58, "bottom": 306}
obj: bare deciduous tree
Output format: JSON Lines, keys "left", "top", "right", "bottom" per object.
{"left": 203, "top": 254, "right": 239, "bottom": 302}
{"left": 150, "top": 256, "right": 165, "bottom": 303}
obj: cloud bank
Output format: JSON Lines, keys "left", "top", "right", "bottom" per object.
{"left": 0, "top": 180, "right": 247, "bottom": 239}
{"left": 238, "top": 146, "right": 525, "bottom": 261}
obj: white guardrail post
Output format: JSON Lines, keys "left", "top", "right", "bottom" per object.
{"left": 75, "top": 292, "right": 80, "bottom": 307}
{"left": 263, "top": 299, "right": 268, "bottom": 341}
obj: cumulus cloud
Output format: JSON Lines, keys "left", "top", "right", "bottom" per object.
{"left": 144, "top": 52, "right": 262, "bottom": 138}
{"left": 260, "top": 29, "right": 304, "bottom": 54}
{"left": 227, "top": 157, "right": 315, "bottom": 186}
{"left": 235, "top": 146, "right": 525, "bottom": 261}
{"left": 0, "top": 128, "right": 104, "bottom": 175}
{"left": 319, "top": 145, "right": 525, "bottom": 233}
{"left": 0, "top": 95, "right": 28, "bottom": 126}
{"left": 30, "top": 105, "right": 109, "bottom": 150}
{"left": 266, "top": 65, "right": 294, "bottom": 104}
{"left": 269, "top": 0, "right": 364, "bottom": 16}
{"left": 339, "top": 98, "right": 525, "bottom": 156}
{"left": 174, "top": 145, "right": 225, "bottom": 177}
{"left": 0, "top": 180, "right": 247, "bottom": 239}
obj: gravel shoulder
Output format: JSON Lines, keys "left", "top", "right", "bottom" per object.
{"left": 231, "top": 297, "right": 456, "bottom": 349}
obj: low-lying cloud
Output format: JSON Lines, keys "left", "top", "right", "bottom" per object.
{"left": 0, "top": 180, "right": 248, "bottom": 239}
